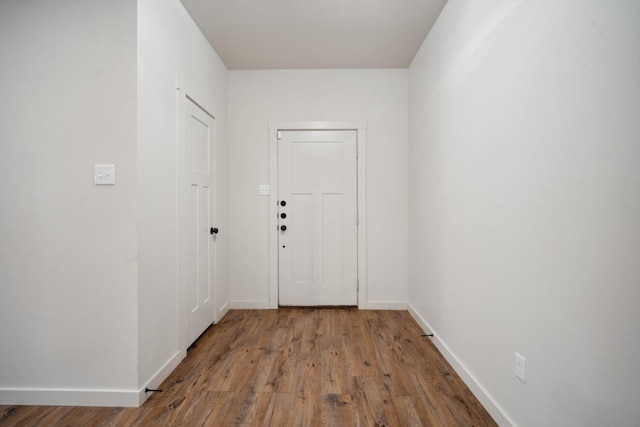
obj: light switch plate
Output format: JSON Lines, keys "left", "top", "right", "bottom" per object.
{"left": 95, "top": 164, "right": 116, "bottom": 185}
{"left": 259, "top": 184, "right": 270, "bottom": 196}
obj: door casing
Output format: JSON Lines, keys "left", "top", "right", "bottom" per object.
{"left": 268, "top": 121, "right": 367, "bottom": 309}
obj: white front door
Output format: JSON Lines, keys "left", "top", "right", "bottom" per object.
{"left": 278, "top": 130, "right": 358, "bottom": 306}
{"left": 180, "top": 97, "right": 216, "bottom": 347}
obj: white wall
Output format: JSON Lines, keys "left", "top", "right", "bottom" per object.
{"left": 228, "top": 70, "right": 408, "bottom": 308}
{"left": 0, "top": 0, "right": 228, "bottom": 406}
{"left": 0, "top": 0, "right": 139, "bottom": 405}
{"left": 137, "top": 0, "right": 228, "bottom": 391}
{"left": 408, "top": 0, "right": 640, "bottom": 425}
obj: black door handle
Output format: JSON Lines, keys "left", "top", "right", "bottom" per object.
{"left": 280, "top": 213, "right": 287, "bottom": 219}
{"left": 280, "top": 200, "right": 286, "bottom": 207}
{"left": 280, "top": 225, "right": 287, "bottom": 231}
{"left": 210, "top": 227, "right": 219, "bottom": 235}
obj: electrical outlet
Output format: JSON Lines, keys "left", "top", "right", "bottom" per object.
{"left": 515, "top": 352, "right": 526, "bottom": 383}
{"left": 259, "top": 184, "right": 270, "bottom": 196}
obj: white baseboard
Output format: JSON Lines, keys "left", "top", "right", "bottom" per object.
{"left": 360, "top": 300, "right": 408, "bottom": 310}
{"left": 137, "top": 350, "right": 185, "bottom": 406}
{"left": 230, "top": 300, "right": 408, "bottom": 310}
{"left": 229, "top": 300, "right": 272, "bottom": 309}
{"left": 407, "top": 304, "right": 514, "bottom": 427}
{"left": 0, "top": 387, "right": 140, "bottom": 407}
{"left": 1, "top": 350, "right": 187, "bottom": 408}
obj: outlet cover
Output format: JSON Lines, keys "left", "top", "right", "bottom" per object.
{"left": 515, "top": 352, "right": 526, "bottom": 383}
{"left": 259, "top": 184, "right": 270, "bottom": 196}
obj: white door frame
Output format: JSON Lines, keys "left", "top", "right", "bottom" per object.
{"left": 268, "top": 121, "right": 367, "bottom": 308}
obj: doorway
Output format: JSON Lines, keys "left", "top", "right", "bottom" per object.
{"left": 268, "top": 122, "right": 368, "bottom": 308}
{"left": 179, "top": 94, "right": 218, "bottom": 348}
{"left": 277, "top": 130, "right": 357, "bottom": 305}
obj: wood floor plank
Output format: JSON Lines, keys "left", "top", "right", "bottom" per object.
{"left": 410, "top": 366, "right": 467, "bottom": 426}
{"left": 0, "top": 405, "right": 57, "bottom": 427}
{"left": 321, "top": 337, "right": 352, "bottom": 395}
{"left": 0, "top": 308, "right": 497, "bottom": 427}
{"left": 207, "top": 347, "right": 262, "bottom": 392}
{"left": 300, "top": 309, "right": 323, "bottom": 354}
{"left": 291, "top": 352, "right": 323, "bottom": 425}
{"left": 250, "top": 333, "right": 286, "bottom": 394}
{"left": 392, "top": 395, "right": 426, "bottom": 427}
{"left": 23, "top": 406, "right": 68, "bottom": 427}
{"left": 257, "top": 392, "right": 296, "bottom": 427}
{"left": 352, "top": 390, "right": 375, "bottom": 426}
{"left": 293, "top": 352, "right": 321, "bottom": 399}
{"left": 200, "top": 391, "right": 237, "bottom": 426}
{"left": 356, "top": 375, "right": 403, "bottom": 426}
{"left": 344, "top": 311, "right": 378, "bottom": 378}
{"left": 216, "top": 387, "right": 257, "bottom": 425}
{"left": 263, "top": 347, "right": 296, "bottom": 393}
{"left": 321, "top": 393, "right": 358, "bottom": 427}
{"left": 170, "top": 390, "right": 216, "bottom": 427}
{"left": 106, "top": 407, "right": 156, "bottom": 427}
{"left": 371, "top": 322, "right": 420, "bottom": 397}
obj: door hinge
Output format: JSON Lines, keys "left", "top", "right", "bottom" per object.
{"left": 356, "top": 212, "right": 359, "bottom": 226}
{"left": 277, "top": 131, "right": 282, "bottom": 139}
{"left": 357, "top": 279, "right": 360, "bottom": 292}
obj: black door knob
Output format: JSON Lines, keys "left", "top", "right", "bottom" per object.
{"left": 210, "top": 227, "right": 219, "bottom": 235}
{"left": 280, "top": 201, "right": 286, "bottom": 207}
{"left": 280, "top": 225, "right": 287, "bottom": 231}
{"left": 280, "top": 213, "right": 287, "bottom": 219}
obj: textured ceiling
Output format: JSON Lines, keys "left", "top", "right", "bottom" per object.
{"left": 180, "top": 0, "right": 447, "bottom": 69}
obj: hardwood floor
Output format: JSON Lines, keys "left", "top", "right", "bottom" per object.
{"left": 0, "top": 309, "right": 497, "bottom": 426}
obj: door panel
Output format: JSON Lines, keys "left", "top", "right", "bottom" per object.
{"left": 323, "top": 193, "right": 344, "bottom": 284}
{"left": 197, "top": 185, "right": 211, "bottom": 306}
{"left": 278, "top": 130, "right": 357, "bottom": 306}
{"left": 292, "top": 193, "right": 313, "bottom": 284}
{"left": 181, "top": 97, "right": 216, "bottom": 347}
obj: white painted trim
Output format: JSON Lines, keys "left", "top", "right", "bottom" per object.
{"left": 268, "top": 126, "right": 279, "bottom": 309}
{"left": 218, "top": 301, "right": 230, "bottom": 320}
{"left": 269, "top": 121, "right": 367, "bottom": 131}
{"left": 230, "top": 300, "right": 273, "bottom": 309}
{"left": 137, "top": 350, "right": 185, "bottom": 406}
{"left": 268, "top": 121, "right": 368, "bottom": 309}
{"left": 407, "top": 304, "right": 514, "bottom": 427}
{"left": 0, "top": 388, "right": 140, "bottom": 408}
{"left": 176, "top": 76, "right": 188, "bottom": 358}
{"left": 360, "top": 301, "right": 408, "bottom": 310}
{"left": 356, "top": 127, "right": 368, "bottom": 309}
